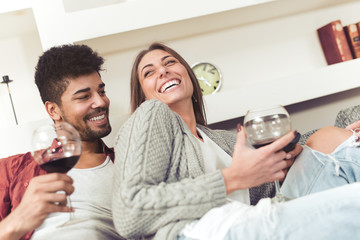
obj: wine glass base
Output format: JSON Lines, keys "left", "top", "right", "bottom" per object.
{"left": 57, "top": 217, "right": 88, "bottom": 228}
{"left": 271, "top": 194, "right": 292, "bottom": 203}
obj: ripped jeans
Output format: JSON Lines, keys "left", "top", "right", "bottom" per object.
{"left": 178, "top": 133, "right": 360, "bottom": 240}
{"left": 281, "top": 132, "right": 360, "bottom": 198}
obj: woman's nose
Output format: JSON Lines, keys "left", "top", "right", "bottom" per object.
{"left": 159, "top": 66, "right": 168, "bottom": 78}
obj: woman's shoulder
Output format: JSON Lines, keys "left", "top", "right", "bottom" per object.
{"left": 198, "top": 126, "right": 236, "bottom": 139}
{"left": 134, "top": 100, "right": 174, "bottom": 118}
{"left": 116, "top": 100, "right": 178, "bottom": 137}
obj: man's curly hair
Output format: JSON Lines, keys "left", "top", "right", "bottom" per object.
{"left": 35, "top": 44, "right": 104, "bottom": 105}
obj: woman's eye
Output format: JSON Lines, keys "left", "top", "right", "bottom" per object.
{"left": 144, "top": 70, "right": 152, "bottom": 77}
{"left": 165, "top": 60, "right": 176, "bottom": 65}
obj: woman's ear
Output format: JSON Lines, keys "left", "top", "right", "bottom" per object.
{"left": 45, "top": 101, "right": 62, "bottom": 121}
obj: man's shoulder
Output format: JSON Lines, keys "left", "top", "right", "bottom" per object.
{"left": 0, "top": 152, "right": 34, "bottom": 174}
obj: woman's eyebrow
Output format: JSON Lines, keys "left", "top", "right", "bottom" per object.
{"left": 140, "top": 55, "right": 172, "bottom": 74}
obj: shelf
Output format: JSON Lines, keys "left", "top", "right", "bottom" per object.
{"left": 204, "top": 58, "right": 360, "bottom": 124}
{"left": 2, "top": 0, "right": 360, "bottom": 130}
{"left": 31, "top": 0, "right": 358, "bottom": 52}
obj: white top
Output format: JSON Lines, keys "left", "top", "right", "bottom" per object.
{"left": 31, "top": 157, "right": 121, "bottom": 240}
{"left": 196, "top": 128, "right": 250, "bottom": 204}
{"left": 181, "top": 129, "right": 253, "bottom": 239}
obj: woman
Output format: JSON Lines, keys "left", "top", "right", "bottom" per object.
{"left": 112, "top": 42, "right": 360, "bottom": 240}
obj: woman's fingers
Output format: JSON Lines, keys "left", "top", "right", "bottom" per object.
{"left": 267, "top": 131, "right": 296, "bottom": 153}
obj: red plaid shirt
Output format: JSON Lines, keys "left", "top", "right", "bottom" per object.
{"left": 0, "top": 140, "right": 114, "bottom": 240}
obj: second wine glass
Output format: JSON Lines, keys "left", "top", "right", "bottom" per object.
{"left": 31, "top": 122, "right": 83, "bottom": 227}
{"left": 243, "top": 105, "right": 298, "bottom": 203}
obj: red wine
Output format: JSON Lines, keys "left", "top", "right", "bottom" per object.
{"left": 253, "top": 141, "right": 272, "bottom": 149}
{"left": 40, "top": 155, "right": 80, "bottom": 173}
{"left": 252, "top": 132, "right": 301, "bottom": 152}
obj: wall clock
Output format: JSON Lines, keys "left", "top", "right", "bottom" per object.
{"left": 191, "top": 62, "right": 222, "bottom": 95}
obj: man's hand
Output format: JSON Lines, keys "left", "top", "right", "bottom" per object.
{"left": 346, "top": 119, "right": 360, "bottom": 139}
{"left": 222, "top": 125, "right": 296, "bottom": 195}
{"left": 345, "top": 119, "right": 360, "bottom": 131}
{"left": 0, "top": 173, "right": 74, "bottom": 240}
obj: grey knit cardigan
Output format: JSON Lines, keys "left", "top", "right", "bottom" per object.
{"left": 112, "top": 100, "right": 274, "bottom": 240}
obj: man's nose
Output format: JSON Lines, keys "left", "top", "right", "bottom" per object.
{"left": 92, "top": 93, "right": 107, "bottom": 108}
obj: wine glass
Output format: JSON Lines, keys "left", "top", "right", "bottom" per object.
{"left": 243, "top": 105, "right": 300, "bottom": 202}
{"left": 31, "top": 122, "right": 82, "bottom": 227}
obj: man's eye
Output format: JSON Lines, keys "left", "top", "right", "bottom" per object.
{"left": 99, "top": 90, "right": 106, "bottom": 96}
{"left": 78, "top": 95, "right": 89, "bottom": 100}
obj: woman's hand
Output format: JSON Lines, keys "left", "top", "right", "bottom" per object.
{"left": 281, "top": 143, "right": 303, "bottom": 182}
{"left": 221, "top": 125, "right": 296, "bottom": 195}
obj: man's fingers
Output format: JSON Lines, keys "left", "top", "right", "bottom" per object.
{"left": 29, "top": 179, "right": 74, "bottom": 196}
{"left": 32, "top": 173, "right": 73, "bottom": 184}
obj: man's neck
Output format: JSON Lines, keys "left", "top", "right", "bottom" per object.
{"left": 75, "top": 139, "right": 107, "bottom": 169}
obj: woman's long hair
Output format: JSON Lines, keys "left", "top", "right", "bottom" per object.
{"left": 130, "top": 42, "right": 207, "bottom": 125}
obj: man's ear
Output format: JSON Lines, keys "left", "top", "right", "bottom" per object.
{"left": 45, "top": 101, "right": 62, "bottom": 121}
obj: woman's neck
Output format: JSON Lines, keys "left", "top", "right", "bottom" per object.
{"left": 169, "top": 100, "right": 202, "bottom": 141}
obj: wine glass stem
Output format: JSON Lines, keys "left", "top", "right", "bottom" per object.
{"left": 274, "top": 180, "right": 282, "bottom": 196}
{"left": 67, "top": 196, "right": 74, "bottom": 220}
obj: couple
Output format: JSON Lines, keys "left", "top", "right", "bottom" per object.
{"left": 1, "top": 43, "right": 360, "bottom": 240}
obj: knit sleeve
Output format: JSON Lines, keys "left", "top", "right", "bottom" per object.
{"left": 112, "top": 100, "right": 227, "bottom": 239}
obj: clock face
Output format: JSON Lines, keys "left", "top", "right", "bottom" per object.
{"left": 191, "top": 62, "right": 222, "bottom": 95}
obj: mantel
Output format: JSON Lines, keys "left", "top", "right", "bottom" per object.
{"left": 204, "top": 59, "right": 360, "bottom": 124}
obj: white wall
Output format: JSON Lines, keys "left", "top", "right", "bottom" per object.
{"left": 1, "top": 1, "right": 360, "bottom": 158}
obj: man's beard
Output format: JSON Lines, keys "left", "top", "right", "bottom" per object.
{"left": 77, "top": 122, "right": 112, "bottom": 141}
{"left": 62, "top": 109, "right": 112, "bottom": 141}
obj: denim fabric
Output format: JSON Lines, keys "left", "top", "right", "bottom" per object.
{"left": 281, "top": 133, "right": 360, "bottom": 198}
{"left": 224, "top": 184, "right": 360, "bottom": 240}
{"left": 177, "top": 134, "right": 360, "bottom": 240}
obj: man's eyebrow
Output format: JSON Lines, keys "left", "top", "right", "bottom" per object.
{"left": 73, "top": 83, "right": 105, "bottom": 95}
{"left": 73, "top": 88, "right": 90, "bottom": 95}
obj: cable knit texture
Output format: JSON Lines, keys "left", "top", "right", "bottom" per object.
{"left": 112, "top": 100, "right": 274, "bottom": 240}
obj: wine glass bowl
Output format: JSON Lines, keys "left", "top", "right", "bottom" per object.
{"left": 31, "top": 123, "right": 81, "bottom": 173}
{"left": 31, "top": 122, "right": 82, "bottom": 226}
{"left": 243, "top": 105, "right": 294, "bottom": 203}
{"left": 244, "top": 105, "right": 291, "bottom": 148}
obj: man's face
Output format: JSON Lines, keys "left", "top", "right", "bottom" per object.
{"left": 58, "top": 72, "right": 111, "bottom": 141}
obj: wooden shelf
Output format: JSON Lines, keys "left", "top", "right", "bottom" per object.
{"left": 204, "top": 58, "right": 360, "bottom": 124}
{"left": 31, "top": 0, "right": 357, "bottom": 52}
{"left": 2, "top": 0, "right": 360, "bottom": 127}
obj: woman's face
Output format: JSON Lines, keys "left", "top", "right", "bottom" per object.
{"left": 137, "top": 49, "right": 193, "bottom": 108}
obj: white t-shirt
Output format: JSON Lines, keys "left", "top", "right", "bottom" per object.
{"left": 181, "top": 129, "right": 252, "bottom": 239}
{"left": 196, "top": 128, "right": 250, "bottom": 204}
{"left": 31, "top": 157, "right": 122, "bottom": 240}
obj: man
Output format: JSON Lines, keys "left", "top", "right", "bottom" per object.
{"left": 0, "top": 44, "right": 124, "bottom": 239}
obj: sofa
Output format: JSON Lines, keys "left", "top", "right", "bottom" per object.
{"left": 299, "top": 105, "right": 360, "bottom": 145}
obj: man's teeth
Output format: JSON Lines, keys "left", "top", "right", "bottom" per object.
{"left": 160, "top": 80, "right": 180, "bottom": 93}
{"left": 89, "top": 114, "right": 105, "bottom": 121}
